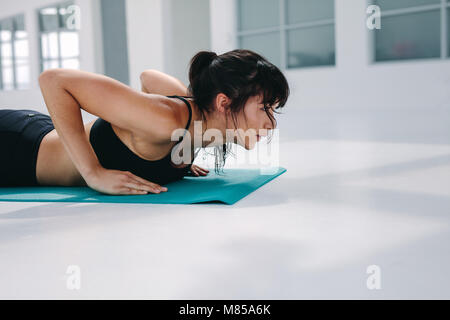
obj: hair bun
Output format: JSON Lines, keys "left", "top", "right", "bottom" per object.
{"left": 190, "top": 51, "right": 217, "bottom": 74}
{"left": 187, "top": 51, "right": 217, "bottom": 100}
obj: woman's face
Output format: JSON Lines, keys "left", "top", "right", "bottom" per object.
{"left": 228, "top": 94, "right": 276, "bottom": 150}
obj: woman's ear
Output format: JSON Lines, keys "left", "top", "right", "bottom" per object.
{"left": 215, "top": 93, "right": 231, "bottom": 113}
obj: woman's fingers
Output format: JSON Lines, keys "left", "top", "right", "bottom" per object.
{"left": 121, "top": 174, "right": 165, "bottom": 194}
{"left": 124, "top": 171, "right": 168, "bottom": 192}
{"left": 194, "top": 165, "right": 209, "bottom": 172}
{"left": 124, "top": 188, "right": 148, "bottom": 195}
{"left": 85, "top": 167, "right": 168, "bottom": 195}
{"left": 197, "top": 167, "right": 209, "bottom": 174}
{"left": 191, "top": 165, "right": 209, "bottom": 176}
{"left": 122, "top": 181, "right": 160, "bottom": 194}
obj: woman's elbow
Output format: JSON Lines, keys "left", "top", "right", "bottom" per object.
{"left": 140, "top": 69, "right": 155, "bottom": 77}
{"left": 38, "top": 68, "right": 67, "bottom": 87}
{"left": 140, "top": 69, "right": 155, "bottom": 84}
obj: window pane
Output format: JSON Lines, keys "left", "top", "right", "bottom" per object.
{"left": 14, "top": 30, "right": 27, "bottom": 39}
{"left": 15, "top": 64, "right": 30, "bottom": 89}
{"left": 375, "top": 10, "right": 440, "bottom": 61}
{"left": 1, "top": 58, "right": 12, "bottom": 68}
{"left": 14, "top": 39, "right": 29, "bottom": 58}
{"left": 0, "top": 30, "right": 12, "bottom": 42}
{"left": 43, "top": 60, "right": 59, "bottom": 71}
{"left": 0, "top": 19, "right": 13, "bottom": 41}
{"left": 60, "top": 32, "right": 79, "bottom": 57}
{"left": 41, "top": 34, "right": 48, "bottom": 58}
{"left": 1, "top": 43, "right": 12, "bottom": 58}
{"left": 287, "top": 25, "right": 335, "bottom": 68}
{"left": 12, "top": 15, "right": 27, "bottom": 39}
{"left": 239, "top": 32, "right": 281, "bottom": 68}
{"left": 61, "top": 58, "right": 79, "bottom": 69}
{"left": 374, "top": 0, "right": 440, "bottom": 11}
{"left": 41, "top": 32, "right": 59, "bottom": 59}
{"left": 2, "top": 67, "right": 13, "bottom": 90}
{"left": 238, "top": 0, "right": 279, "bottom": 31}
{"left": 14, "top": 15, "right": 25, "bottom": 31}
{"left": 0, "top": 19, "right": 12, "bottom": 41}
{"left": 39, "top": 7, "right": 59, "bottom": 31}
{"left": 286, "top": 0, "right": 334, "bottom": 25}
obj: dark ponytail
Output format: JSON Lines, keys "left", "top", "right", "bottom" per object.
{"left": 187, "top": 51, "right": 217, "bottom": 121}
{"left": 188, "top": 51, "right": 217, "bottom": 91}
{"left": 186, "top": 49, "right": 290, "bottom": 174}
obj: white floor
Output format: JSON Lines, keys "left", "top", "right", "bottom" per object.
{"left": 1, "top": 106, "right": 449, "bottom": 299}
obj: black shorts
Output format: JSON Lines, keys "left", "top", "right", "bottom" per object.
{"left": 0, "top": 109, "right": 55, "bottom": 187}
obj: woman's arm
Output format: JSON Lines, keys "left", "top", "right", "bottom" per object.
{"left": 140, "top": 69, "right": 189, "bottom": 96}
{"left": 39, "top": 68, "right": 176, "bottom": 194}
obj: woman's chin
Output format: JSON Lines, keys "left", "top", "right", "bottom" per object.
{"left": 246, "top": 141, "right": 258, "bottom": 150}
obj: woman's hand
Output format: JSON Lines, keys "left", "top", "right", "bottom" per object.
{"left": 84, "top": 166, "right": 167, "bottom": 195}
{"left": 189, "top": 164, "right": 210, "bottom": 177}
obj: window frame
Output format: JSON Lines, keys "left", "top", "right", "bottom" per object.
{"left": 369, "top": 0, "right": 450, "bottom": 63}
{"left": 0, "top": 14, "right": 29, "bottom": 91}
{"left": 37, "top": 0, "right": 80, "bottom": 72}
{"left": 235, "top": 0, "right": 336, "bottom": 70}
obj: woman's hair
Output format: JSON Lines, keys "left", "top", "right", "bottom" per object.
{"left": 186, "top": 49, "right": 290, "bottom": 173}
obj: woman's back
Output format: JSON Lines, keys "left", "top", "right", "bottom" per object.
{"left": 36, "top": 95, "right": 194, "bottom": 187}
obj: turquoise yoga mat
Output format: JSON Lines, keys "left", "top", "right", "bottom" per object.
{"left": 0, "top": 167, "right": 286, "bottom": 205}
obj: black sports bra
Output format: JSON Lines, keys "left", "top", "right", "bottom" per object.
{"left": 89, "top": 95, "right": 195, "bottom": 185}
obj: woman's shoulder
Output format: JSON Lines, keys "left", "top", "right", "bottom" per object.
{"left": 164, "top": 95, "right": 193, "bottom": 127}
{"left": 132, "top": 94, "right": 191, "bottom": 144}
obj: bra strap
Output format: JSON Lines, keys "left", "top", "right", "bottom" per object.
{"left": 166, "top": 95, "right": 193, "bottom": 141}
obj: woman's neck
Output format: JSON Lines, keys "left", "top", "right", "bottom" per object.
{"left": 190, "top": 100, "right": 228, "bottom": 148}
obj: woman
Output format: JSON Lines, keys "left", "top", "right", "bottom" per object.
{"left": 0, "top": 49, "right": 290, "bottom": 195}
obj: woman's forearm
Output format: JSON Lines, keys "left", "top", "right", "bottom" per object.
{"left": 39, "top": 70, "right": 101, "bottom": 178}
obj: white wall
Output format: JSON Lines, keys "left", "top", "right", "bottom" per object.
{"left": 125, "top": 0, "right": 211, "bottom": 90}
{"left": 0, "top": 0, "right": 103, "bottom": 121}
{"left": 163, "top": 0, "right": 211, "bottom": 85}
{"left": 125, "top": 0, "right": 166, "bottom": 90}
{"left": 209, "top": 0, "right": 237, "bottom": 55}
{"left": 210, "top": 0, "right": 450, "bottom": 110}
